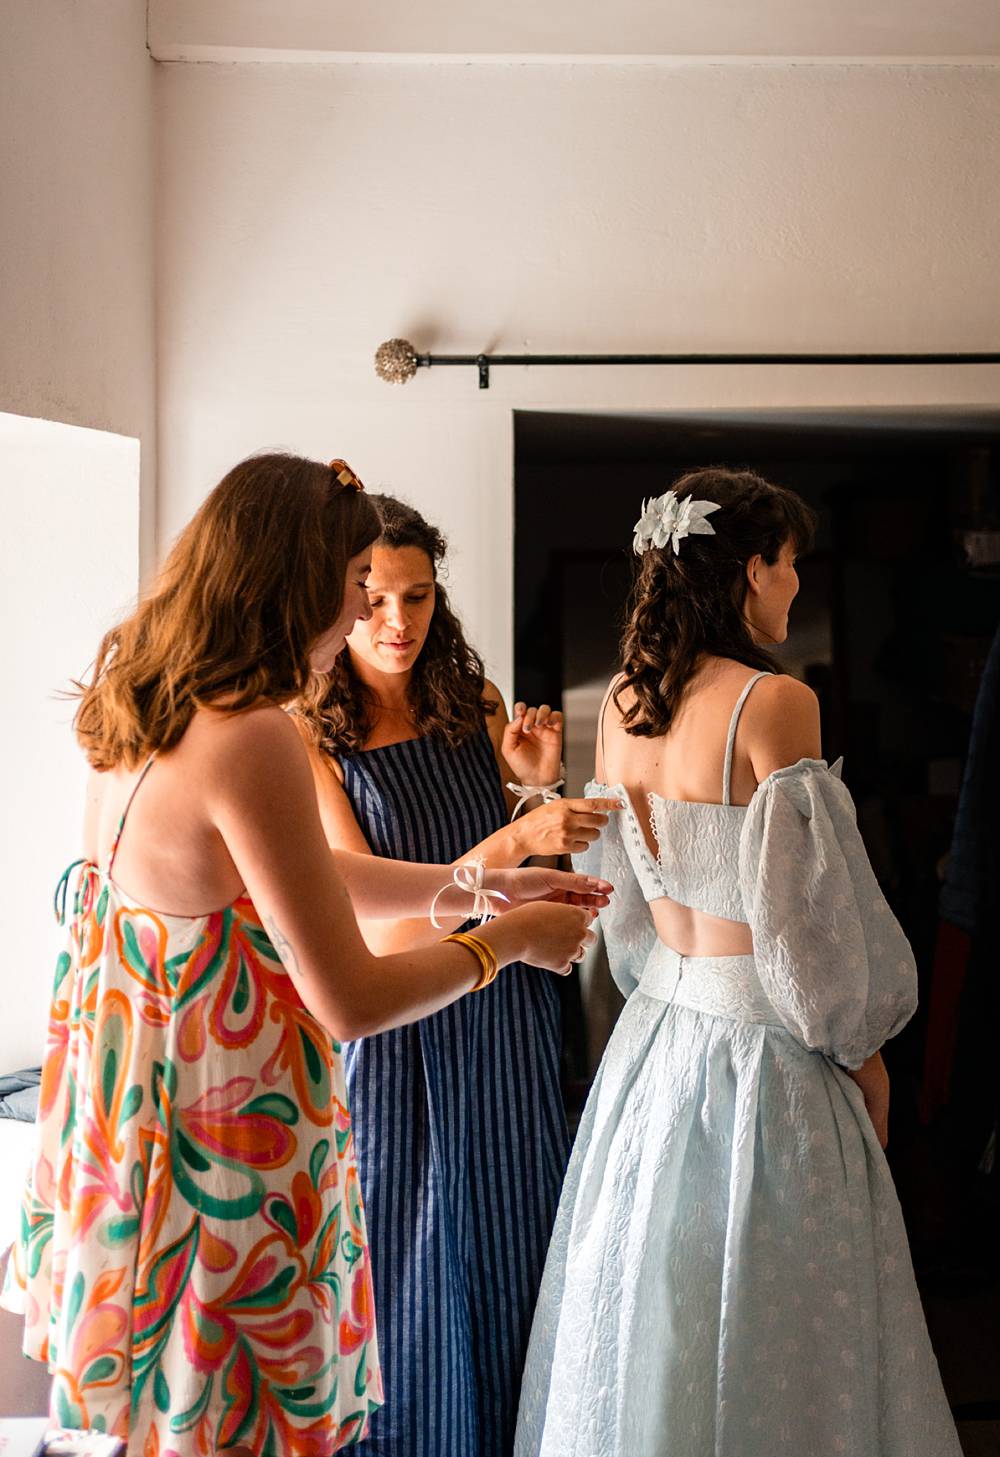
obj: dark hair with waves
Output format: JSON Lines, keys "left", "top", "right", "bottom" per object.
{"left": 615, "top": 467, "right": 817, "bottom": 738}
{"left": 298, "top": 494, "right": 498, "bottom": 756}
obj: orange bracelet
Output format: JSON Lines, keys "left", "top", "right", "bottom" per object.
{"left": 442, "top": 931, "right": 500, "bottom": 992}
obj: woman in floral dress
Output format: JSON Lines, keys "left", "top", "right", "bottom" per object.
{"left": 2, "top": 453, "right": 608, "bottom": 1457}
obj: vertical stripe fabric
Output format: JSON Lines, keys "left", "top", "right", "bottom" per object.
{"left": 339, "top": 726, "right": 569, "bottom": 1457}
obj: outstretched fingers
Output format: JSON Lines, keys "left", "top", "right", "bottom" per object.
{"left": 510, "top": 703, "right": 563, "bottom": 737}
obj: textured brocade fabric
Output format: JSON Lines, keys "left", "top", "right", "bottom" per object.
{"left": 650, "top": 797, "right": 748, "bottom": 921}
{"left": 515, "top": 1000, "right": 961, "bottom": 1457}
{"left": 574, "top": 810, "right": 656, "bottom": 1001}
{"left": 2, "top": 867, "right": 382, "bottom": 1456}
{"left": 738, "top": 761, "right": 918, "bottom": 1070}
{"left": 515, "top": 760, "right": 959, "bottom": 1457}
{"left": 582, "top": 759, "right": 918, "bottom": 1070}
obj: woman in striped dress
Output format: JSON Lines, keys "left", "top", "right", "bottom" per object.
{"left": 296, "top": 496, "right": 620, "bottom": 1457}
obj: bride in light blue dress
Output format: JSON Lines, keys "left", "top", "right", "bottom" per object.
{"left": 515, "top": 468, "right": 961, "bottom": 1457}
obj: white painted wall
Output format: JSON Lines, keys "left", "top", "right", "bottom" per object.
{"left": 155, "top": 60, "right": 1000, "bottom": 697}
{"left": 0, "top": 413, "right": 140, "bottom": 1072}
{"left": 0, "top": 0, "right": 157, "bottom": 572}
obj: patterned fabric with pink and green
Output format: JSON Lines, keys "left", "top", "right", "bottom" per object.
{"left": 2, "top": 862, "right": 383, "bottom": 1457}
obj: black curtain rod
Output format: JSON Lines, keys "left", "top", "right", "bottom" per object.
{"left": 421, "top": 351, "right": 1000, "bottom": 390}
{"left": 373, "top": 339, "right": 1000, "bottom": 390}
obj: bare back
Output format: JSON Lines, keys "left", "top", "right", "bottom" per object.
{"left": 598, "top": 658, "right": 821, "bottom": 956}
{"left": 82, "top": 707, "right": 264, "bottom": 916}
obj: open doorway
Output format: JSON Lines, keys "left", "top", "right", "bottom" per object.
{"left": 514, "top": 405, "right": 1000, "bottom": 1440}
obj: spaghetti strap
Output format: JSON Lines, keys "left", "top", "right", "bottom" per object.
{"left": 106, "top": 756, "right": 156, "bottom": 876}
{"left": 597, "top": 676, "right": 622, "bottom": 781}
{"left": 722, "top": 672, "right": 770, "bottom": 804}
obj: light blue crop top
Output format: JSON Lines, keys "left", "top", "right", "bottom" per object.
{"left": 576, "top": 735, "right": 918, "bottom": 1069}
{"left": 589, "top": 671, "right": 770, "bottom": 923}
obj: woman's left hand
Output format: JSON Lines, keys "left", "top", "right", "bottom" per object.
{"left": 489, "top": 865, "right": 612, "bottom": 913}
{"left": 502, "top": 703, "right": 564, "bottom": 787}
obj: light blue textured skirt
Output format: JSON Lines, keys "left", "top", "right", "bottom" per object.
{"left": 515, "top": 944, "right": 961, "bottom": 1457}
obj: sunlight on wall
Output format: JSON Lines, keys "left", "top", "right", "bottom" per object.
{"left": 0, "top": 412, "right": 140, "bottom": 1072}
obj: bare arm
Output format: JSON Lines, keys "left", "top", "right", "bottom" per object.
{"left": 297, "top": 735, "right": 531, "bottom": 922}
{"left": 210, "top": 709, "right": 599, "bottom": 1040}
{"left": 484, "top": 682, "right": 521, "bottom": 821}
{"left": 296, "top": 708, "right": 537, "bottom": 882}
{"left": 299, "top": 730, "right": 517, "bottom": 951}
{"left": 481, "top": 685, "right": 617, "bottom": 873}
{"left": 302, "top": 712, "right": 616, "bottom": 954}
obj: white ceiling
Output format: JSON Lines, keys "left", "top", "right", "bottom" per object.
{"left": 149, "top": 0, "right": 1000, "bottom": 63}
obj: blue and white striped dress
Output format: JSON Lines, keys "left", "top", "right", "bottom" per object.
{"left": 338, "top": 725, "right": 570, "bottom": 1457}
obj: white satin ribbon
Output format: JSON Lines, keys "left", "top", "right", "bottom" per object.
{"left": 430, "top": 857, "right": 511, "bottom": 930}
{"left": 506, "top": 778, "right": 565, "bottom": 820}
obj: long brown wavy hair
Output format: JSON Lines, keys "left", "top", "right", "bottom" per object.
{"left": 75, "top": 452, "right": 380, "bottom": 769}
{"left": 615, "top": 467, "right": 817, "bottom": 737}
{"left": 298, "top": 494, "right": 498, "bottom": 756}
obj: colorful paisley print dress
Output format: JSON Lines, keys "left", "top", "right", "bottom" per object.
{"left": 2, "top": 763, "right": 383, "bottom": 1456}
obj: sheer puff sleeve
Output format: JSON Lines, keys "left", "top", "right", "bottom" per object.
{"left": 739, "top": 758, "right": 917, "bottom": 1069}
{"left": 573, "top": 781, "right": 657, "bottom": 1001}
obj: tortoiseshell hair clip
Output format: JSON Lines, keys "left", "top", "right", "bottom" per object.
{"left": 329, "top": 459, "right": 365, "bottom": 492}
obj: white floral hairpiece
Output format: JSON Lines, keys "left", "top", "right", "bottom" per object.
{"left": 632, "top": 490, "right": 722, "bottom": 556}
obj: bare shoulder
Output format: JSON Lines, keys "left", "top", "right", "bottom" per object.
{"left": 594, "top": 673, "right": 631, "bottom": 779}
{"left": 191, "top": 705, "right": 311, "bottom": 794}
{"left": 200, "top": 702, "right": 301, "bottom": 751}
{"left": 743, "top": 673, "right": 822, "bottom": 775}
{"left": 749, "top": 672, "right": 819, "bottom": 723}
{"left": 601, "top": 672, "right": 633, "bottom": 727}
{"left": 293, "top": 712, "right": 347, "bottom": 787}
{"left": 482, "top": 678, "right": 509, "bottom": 746}
{"left": 482, "top": 678, "right": 508, "bottom": 719}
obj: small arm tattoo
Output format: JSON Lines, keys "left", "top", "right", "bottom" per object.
{"left": 263, "top": 913, "right": 302, "bottom": 978}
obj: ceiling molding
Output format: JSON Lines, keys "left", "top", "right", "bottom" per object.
{"left": 148, "top": 0, "right": 1000, "bottom": 65}
{"left": 149, "top": 49, "right": 1000, "bottom": 68}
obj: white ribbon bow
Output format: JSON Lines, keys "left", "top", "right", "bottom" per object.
{"left": 506, "top": 777, "right": 565, "bottom": 820}
{"left": 430, "top": 856, "right": 511, "bottom": 930}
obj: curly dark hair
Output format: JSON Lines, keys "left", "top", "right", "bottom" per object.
{"left": 615, "top": 467, "right": 817, "bottom": 738}
{"left": 298, "top": 494, "right": 499, "bottom": 756}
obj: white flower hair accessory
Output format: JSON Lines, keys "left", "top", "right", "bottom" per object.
{"left": 632, "top": 490, "right": 722, "bottom": 556}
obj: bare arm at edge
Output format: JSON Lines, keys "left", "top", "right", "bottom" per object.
{"left": 208, "top": 708, "right": 530, "bottom": 1039}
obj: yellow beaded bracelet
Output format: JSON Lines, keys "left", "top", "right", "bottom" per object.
{"left": 442, "top": 931, "right": 500, "bottom": 993}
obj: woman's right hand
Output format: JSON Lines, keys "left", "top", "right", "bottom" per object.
{"left": 502, "top": 901, "right": 597, "bottom": 975}
{"left": 514, "top": 797, "right": 622, "bottom": 858}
